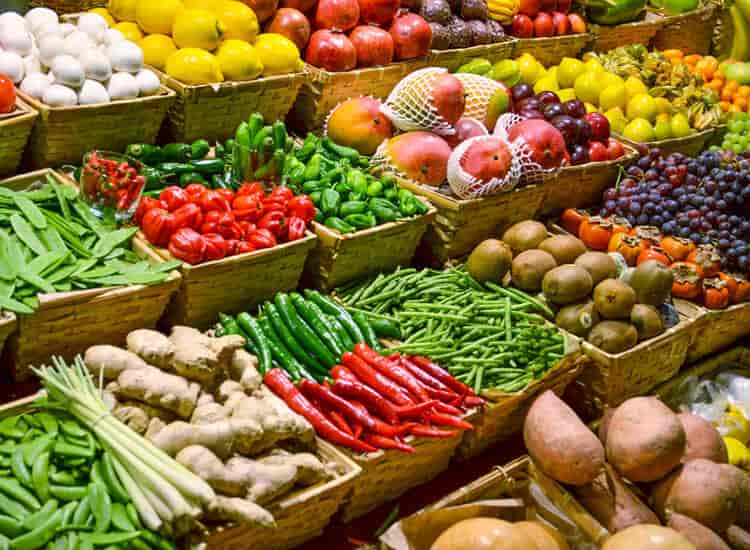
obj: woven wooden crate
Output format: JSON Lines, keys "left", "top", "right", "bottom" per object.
{"left": 304, "top": 200, "right": 436, "bottom": 291}
{"left": 455, "top": 351, "right": 586, "bottom": 461}
{"left": 205, "top": 439, "right": 361, "bottom": 550}
{"left": 0, "top": 99, "right": 37, "bottom": 179}
{"left": 684, "top": 302, "right": 750, "bottom": 364}
{"left": 513, "top": 33, "right": 591, "bottom": 66}
{"left": 29, "top": 0, "right": 105, "bottom": 13}
{"left": 429, "top": 38, "right": 517, "bottom": 72}
{"left": 588, "top": 16, "right": 664, "bottom": 52}
{"left": 19, "top": 88, "right": 174, "bottom": 169}
{"left": 287, "top": 60, "right": 430, "bottom": 135}
{"left": 654, "top": 4, "right": 717, "bottom": 54}
{"left": 0, "top": 170, "right": 182, "bottom": 381}
{"left": 153, "top": 68, "right": 305, "bottom": 143}
{"left": 399, "top": 181, "right": 547, "bottom": 265}
{"left": 141, "top": 231, "right": 317, "bottom": 330}
{"left": 540, "top": 143, "right": 638, "bottom": 216}
{"left": 615, "top": 126, "right": 717, "bottom": 157}
{"left": 713, "top": 6, "right": 733, "bottom": 57}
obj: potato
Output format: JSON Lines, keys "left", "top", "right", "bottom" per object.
{"left": 573, "top": 463, "right": 660, "bottom": 533}
{"left": 523, "top": 390, "right": 604, "bottom": 486}
{"left": 598, "top": 407, "right": 617, "bottom": 444}
{"left": 678, "top": 413, "right": 728, "bottom": 464}
{"left": 726, "top": 525, "right": 750, "bottom": 550}
{"left": 430, "top": 518, "right": 540, "bottom": 550}
{"left": 602, "top": 525, "right": 696, "bottom": 550}
{"left": 606, "top": 397, "right": 686, "bottom": 482}
{"left": 651, "top": 469, "right": 679, "bottom": 519}
{"left": 737, "top": 473, "right": 750, "bottom": 531}
{"left": 667, "top": 513, "right": 731, "bottom": 550}
{"left": 515, "top": 521, "right": 569, "bottom": 550}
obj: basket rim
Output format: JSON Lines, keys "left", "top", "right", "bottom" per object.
{"left": 513, "top": 32, "right": 592, "bottom": 45}
{"left": 151, "top": 65, "right": 307, "bottom": 93}
{"left": 590, "top": 13, "right": 665, "bottom": 32}
{"left": 17, "top": 85, "right": 176, "bottom": 114}
{"left": 652, "top": 2, "right": 716, "bottom": 22}
{"left": 303, "top": 58, "right": 432, "bottom": 83}
{"left": 0, "top": 98, "right": 38, "bottom": 127}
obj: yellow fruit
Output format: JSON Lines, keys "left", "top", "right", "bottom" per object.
{"left": 654, "top": 114, "right": 672, "bottom": 140}
{"left": 214, "top": 1, "right": 259, "bottom": 43}
{"left": 546, "top": 66, "right": 558, "bottom": 81}
{"left": 605, "top": 107, "right": 628, "bottom": 134}
{"left": 557, "top": 57, "right": 586, "bottom": 88}
{"left": 724, "top": 437, "right": 750, "bottom": 469}
{"left": 626, "top": 93, "right": 658, "bottom": 123}
{"left": 584, "top": 58, "right": 604, "bottom": 73}
{"left": 173, "top": 8, "right": 224, "bottom": 50}
{"left": 184, "top": 0, "right": 220, "bottom": 7}
{"left": 517, "top": 54, "right": 544, "bottom": 85}
{"left": 655, "top": 97, "right": 672, "bottom": 115}
{"left": 718, "top": 409, "right": 750, "bottom": 444}
{"left": 557, "top": 88, "right": 576, "bottom": 102}
{"left": 165, "top": 47, "right": 223, "bottom": 83}
{"left": 623, "top": 118, "right": 655, "bottom": 142}
{"left": 670, "top": 112, "right": 692, "bottom": 138}
{"left": 89, "top": 8, "right": 116, "bottom": 26}
{"left": 585, "top": 102, "right": 597, "bottom": 113}
{"left": 574, "top": 71, "right": 603, "bottom": 105}
{"left": 533, "top": 75, "right": 558, "bottom": 94}
{"left": 216, "top": 39, "right": 262, "bottom": 80}
{"left": 254, "top": 33, "right": 301, "bottom": 76}
{"left": 601, "top": 72, "right": 625, "bottom": 89}
{"left": 624, "top": 76, "right": 649, "bottom": 101}
{"left": 113, "top": 21, "right": 143, "bottom": 41}
{"left": 136, "top": 0, "right": 184, "bottom": 34}
{"left": 599, "top": 83, "right": 627, "bottom": 111}
{"left": 139, "top": 34, "right": 177, "bottom": 70}
{"left": 108, "top": 0, "right": 138, "bottom": 22}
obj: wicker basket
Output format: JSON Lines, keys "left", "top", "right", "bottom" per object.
{"left": 654, "top": 4, "right": 717, "bottom": 54}
{"left": 19, "top": 88, "right": 175, "bottom": 169}
{"left": 304, "top": 200, "right": 436, "bottom": 291}
{"left": 455, "top": 351, "right": 586, "bottom": 461}
{"left": 713, "top": 5, "right": 733, "bottom": 57}
{"left": 29, "top": 0, "right": 106, "bottom": 13}
{"left": 0, "top": 170, "right": 182, "bottom": 381}
{"left": 0, "top": 99, "right": 37, "bottom": 179}
{"left": 512, "top": 34, "right": 591, "bottom": 66}
{"left": 205, "top": 440, "right": 361, "bottom": 550}
{"left": 615, "top": 126, "right": 717, "bottom": 157}
{"left": 588, "top": 16, "right": 664, "bottom": 52}
{"left": 287, "top": 60, "right": 430, "bottom": 135}
{"left": 399, "top": 181, "right": 547, "bottom": 265}
{"left": 0, "top": 313, "right": 16, "bottom": 363}
{"left": 540, "top": 143, "right": 638, "bottom": 216}
{"left": 429, "top": 39, "right": 517, "bottom": 72}
{"left": 684, "top": 302, "right": 750, "bottom": 364}
{"left": 140, "top": 232, "right": 317, "bottom": 330}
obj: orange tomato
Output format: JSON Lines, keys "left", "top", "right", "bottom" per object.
{"left": 722, "top": 88, "right": 735, "bottom": 101}
{"left": 738, "top": 85, "right": 750, "bottom": 97}
{"left": 726, "top": 80, "right": 740, "bottom": 92}
{"left": 684, "top": 54, "right": 702, "bottom": 65}
{"left": 720, "top": 100, "right": 732, "bottom": 111}
{"left": 735, "top": 97, "right": 748, "bottom": 110}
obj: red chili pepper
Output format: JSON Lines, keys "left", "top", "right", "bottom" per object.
{"left": 410, "top": 425, "right": 457, "bottom": 438}
{"left": 269, "top": 186, "right": 294, "bottom": 203}
{"left": 185, "top": 183, "right": 207, "bottom": 198}
{"left": 263, "top": 369, "right": 376, "bottom": 453}
{"left": 168, "top": 227, "right": 206, "bottom": 265}
{"left": 355, "top": 344, "right": 430, "bottom": 403}
{"left": 287, "top": 195, "right": 317, "bottom": 224}
{"left": 159, "top": 186, "right": 190, "bottom": 212}
{"left": 362, "top": 433, "right": 415, "bottom": 453}
{"left": 237, "top": 221, "right": 256, "bottom": 240}
{"left": 199, "top": 190, "right": 231, "bottom": 212}
{"left": 225, "top": 239, "right": 240, "bottom": 256}
{"left": 331, "top": 379, "right": 400, "bottom": 425}
{"left": 128, "top": 175, "right": 145, "bottom": 203}
{"left": 409, "top": 356, "right": 477, "bottom": 396}
{"left": 352, "top": 424, "right": 363, "bottom": 439}
{"left": 463, "top": 396, "right": 485, "bottom": 408}
{"left": 427, "top": 412, "right": 473, "bottom": 431}
{"left": 331, "top": 365, "right": 358, "bottom": 383}
{"left": 341, "top": 352, "right": 413, "bottom": 406}
{"left": 287, "top": 216, "right": 306, "bottom": 241}
{"left": 258, "top": 211, "right": 288, "bottom": 239}
{"left": 232, "top": 195, "right": 264, "bottom": 222}
{"left": 142, "top": 208, "right": 176, "bottom": 247}
{"left": 247, "top": 228, "right": 277, "bottom": 249}
{"left": 423, "top": 386, "right": 459, "bottom": 402}
{"left": 433, "top": 401, "right": 463, "bottom": 416}
{"left": 235, "top": 241, "right": 256, "bottom": 254}
{"left": 216, "top": 211, "right": 243, "bottom": 240}
{"left": 320, "top": 405, "right": 353, "bottom": 437}
{"left": 202, "top": 233, "right": 228, "bottom": 262}
{"left": 394, "top": 400, "right": 438, "bottom": 419}
{"left": 216, "top": 189, "right": 235, "bottom": 203}
{"left": 134, "top": 197, "right": 166, "bottom": 226}
{"left": 172, "top": 203, "right": 203, "bottom": 231}
{"left": 237, "top": 182, "right": 265, "bottom": 197}
{"left": 116, "top": 189, "right": 129, "bottom": 211}
{"left": 400, "top": 358, "right": 454, "bottom": 393}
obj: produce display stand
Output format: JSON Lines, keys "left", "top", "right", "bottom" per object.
{"left": 512, "top": 34, "right": 591, "bottom": 67}
{"left": 19, "top": 87, "right": 175, "bottom": 168}
{"left": 540, "top": 143, "right": 638, "bottom": 215}
{"left": 139, "top": 231, "right": 318, "bottom": 330}
{"left": 288, "top": 60, "right": 431, "bottom": 135}
{"left": 615, "top": 126, "right": 718, "bottom": 156}
{"left": 304, "top": 199, "right": 436, "bottom": 291}
{"left": 28, "top": 0, "right": 105, "bottom": 13}
{"left": 684, "top": 302, "right": 750, "bottom": 363}
{"left": 205, "top": 440, "right": 361, "bottom": 550}
{"left": 429, "top": 38, "right": 518, "bottom": 72}
{"left": 653, "top": 4, "right": 717, "bottom": 54}
{"left": 154, "top": 68, "right": 306, "bottom": 143}
{"left": 399, "top": 181, "right": 547, "bottom": 265}
{"left": 0, "top": 98, "right": 37, "bottom": 178}
{"left": 588, "top": 16, "right": 664, "bottom": 52}
{"left": 0, "top": 170, "right": 182, "bottom": 381}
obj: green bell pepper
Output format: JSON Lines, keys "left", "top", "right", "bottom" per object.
{"left": 324, "top": 217, "right": 356, "bottom": 233}
{"left": 339, "top": 200, "right": 368, "bottom": 217}
{"left": 347, "top": 169, "right": 368, "bottom": 196}
{"left": 588, "top": 0, "right": 646, "bottom": 24}
{"left": 370, "top": 198, "right": 400, "bottom": 223}
{"left": 334, "top": 181, "right": 350, "bottom": 194}
{"left": 310, "top": 191, "right": 322, "bottom": 205}
{"left": 344, "top": 213, "right": 376, "bottom": 230}
{"left": 321, "top": 189, "right": 341, "bottom": 217}
{"left": 190, "top": 139, "right": 210, "bottom": 160}
{"left": 304, "top": 154, "right": 322, "bottom": 181}
{"left": 398, "top": 189, "right": 419, "bottom": 216}
{"left": 296, "top": 134, "right": 320, "bottom": 163}
{"left": 303, "top": 180, "right": 324, "bottom": 194}
{"left": 384, "top": 187, "right": 399, "bottom": 201}
{"left": 366, "top": 180, "right": 384, "bottom": 197}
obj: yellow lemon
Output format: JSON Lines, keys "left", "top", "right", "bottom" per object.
{"left": 254, "top": 33, "right": 301, "bottom": 76}
{"left": 584, "top": 58, "right": 605, "bottom": 73}
{"left": 670, "top": 112, "right": 692, "bottom": 138}
{"left": 655, "top": 97, "right": 673, "bottom": 115}
{"left": 165, "top": 47, "right": 223, "bottom": 83}
{"left": 719, "top": 409, "right": 750, "bottom": 444}
{"left": 173, "top": 8, "right": 224, "bottom": 50}
{"left": 623, "top": 118, "right": 655, "bottom": 142}
{"left": 599, "top": 83, "right": 627, "bottom": 112}
{"left": 601, "top": 72, "right": 625, "bottom": 89}
{"left": 136, "top": 0, "right": 184, "bottom": 35}
{"left": 654, "top": 113, "right": 672, "bottom": 140}
{"left": 724, "top": 437, "right": 750, "bottom": 469}
{"left": 214, "top": 1, "right": 259, "bottom": 43}
{"left": 557, "top": 88, "right": 576, "bottom": 102}
{"left": 624, "top": 76, "right": 649, "bottom": 101}
{"left": 113, "top": 21, "right": 143, "bottom": 41}
{"left": 557, "top": 57, "right": 586, "bottom": 88}
{"left": 89, "top": 8, "right": 116, "bottom": 26}
{"left": 139, "top": 34, "right": 177, "bottom": 70}
{"left": 574, "top": 71, "right": 603, "bottom": 105}
{"left": 585, "top": 102, "right": 598, "bottom": 113}
{"left": 533, "top": 75, "right": 558, "bottom": 94}
{"left": 627, "top": 93, "right": 658, "bottom": 123}
{"left": 216, "top": 39, "right": 262, "bottom": 80}
{"left": 517, "top": 54, "right": 544, "bottom": 85}
{"left": 108, "top": 0, "right": 138, "bottom": 22}
{"left": 605, "top": 107, "right": 628, "bottom": 134}
{"left": 184, "top": 0, "right": 221, "bottom": 7}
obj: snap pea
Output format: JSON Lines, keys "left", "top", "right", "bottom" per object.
{"left": 11, "top": 448, "right": 32, "bottom": 488}
{"left": 31, "top": 452, "right": 51, "bottom": 501}
{"left": 88, "top": 483, "right": 111, "bottom": 534}
{"left": 22, "top": 499, "right": 57, "bottom": 531}
{"left": 0, "top": 514, "right": 22, "bottom": 537}
{"left": 73, "top": 496, "right": 91, "bottom": 526}
{"left": 100, "top": 455, "right": 128, "bottom": 504}
{"left": 24, "top": 433, "right": 55, "bottom": 467}
{"left": 11, "top": 508, "right": 64, "bottom": 550}
{"left": 49, "top": 485, "right": 87, "bottom": 501}
{"left": 80, "top": 531, "right": 141, "bottom": 546}
{"left": 110, "top": 503, "right": 134, "bottom": 532}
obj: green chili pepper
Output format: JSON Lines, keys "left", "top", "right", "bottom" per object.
{"left": 178, "top": 172, "right": 206, "bottom": 187}
{"left": 251, "top": 126, "right": 273, "bottom": 151}
{"left": 214, "top": 143, "right": 225, "bottom": 158}
{"left": 125, "top": 144, "right": 163, "bottom": 165}
{"left": 265, "top": 303, "right": 327, "bottom": 375}
{"left": 223, "top": 138, "right": 235, "bottom": 155}
{"left": 189, "top": 139, "right": 210, "bottom": 160}
{"left": 236, "top": 313, "right": 271, "bottom": 374}
{"left": 235, "top": 122, "right": 251, "bottom": 149}
{"left": 296, "top": 134, "right": 320, "bottom": 163}
{"left": 322, "top": 138, "right": 360, "bottom": 161}
{"left": 274, "top": 293, "right": 338, "bottom": 369}
{"left": 155, "top": 163, "right": 196, "bottom": 176}
{"left": 369, "top": 318, "right": 402, "bottom": 339}
{"left": 272, "top": 121, "right": 287, "bottom": 152}
{"left": 247, "top": 113, "right": 265, "bottom": 144}
{"left": 188, "top": 158, "right": 225, "bottom": 175}
{"left": 160, "top": 143, "right": 192, "bottom": 163}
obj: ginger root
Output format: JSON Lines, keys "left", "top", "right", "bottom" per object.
{"left": 85, "top": 345, "right": 149, "bottom": 381}
{"left": 167, "top": 327, "right": 245, "bottom": 388}
{"left": 259, "top": 451, "right": 331, "bottom": 487}
{"left": 114, "top": 405, "right": 151, "bottom": 435}
{"left": 176, "top": 445, "right": 247, "bottom": 496}
{"left": 228, "top": 350, "right": 261, "bottom": 391}
{"left": 205, "top": 496, "right": 274, "bottom": 528}
{"left": 148, "top": 419, "right": 262, "bottom": 459}
{"left": 191, "top": 401, "right": 231, "bottom": 425}
{"left": 115, "top": 366, "right": 200, "bottom": 419}
{"left": 127, "top": 329, "right": 174, "bottom": 370}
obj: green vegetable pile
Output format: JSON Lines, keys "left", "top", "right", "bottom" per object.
{"left": 336, "top": 267, "right": 568, "bottom": 394}
{"left": 0, "top": 175, "right": 178, "bottom": 314}
{"left": 290, "top": 134, "right": 429, "bottom": 234}
{"left": 0, "top": 408, "right": 173, "bottom": 550}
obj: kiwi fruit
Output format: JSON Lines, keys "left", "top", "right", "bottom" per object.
{"left": 502, "top": 220, "right": 547, "bottom": 255}
{"left": 542, "top": 265, "right": 593, "bottom": 305}
{"left": 555, "top": 300, "right": 600, "bottom": 337}
{"left": 511, "top": 249, "right": 557, "bottom": 292}
{"left": 593, "top": 279, "right": 637, "bottom": 319}
{"left": 587, "top": 321, "right": 639, "bottom": 354}
{"left": 575, "top": 252, "right": 618, "bottom": 285}
{"left": 467, "top": 239, "right": 512, "bottom": 283}
{"left": 629, "top": 260, "right": 674, "bottom": 306}
{"left": 630, "top": 304, "right": 664, "bottom": 341}
{"left": 539, "top": 235, "right": 587, "bottom": 265}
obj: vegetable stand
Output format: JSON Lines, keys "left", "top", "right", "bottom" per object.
{"left": 0, "top": 99, "right": 37, "bottom": 178}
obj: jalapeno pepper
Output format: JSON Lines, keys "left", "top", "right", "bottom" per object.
{"left": 178, "top": 172, "right": 206, "bottom": 187}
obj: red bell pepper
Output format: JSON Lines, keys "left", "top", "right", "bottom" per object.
{"left": 237, "top": 182, "right": 265, "bottom": 197}
{"left": 199, "top": 190, "right": 231, "bottom": 212}
{"left": 355, "top": 344, "right": 430, "bottom": 403}
{"left": 232, "top": 195, "right": 264, "bottom": 222}
{"left": 142, "top": 208, "right": 176, "bottom": 247}
{"left": 341, "top": 352, "right": 413, "bottom": 406}
{"left": 172, "top": 203, "right": 203, "bottom": 231}
{"left": 185, "top": 183, "right": 207, "bottom": 198}
{"left": 247, "top": 228, "right": 277, "bottom": 249}
{"left": 168, "top": 227, "right": 206, "bottom": 265}
{"left": 135, "top": 197, "right": 166, "bottom": 226}
{"left": 287, "top": 195, "right": 316, "bottom": 224}
{"left": 200, "top": 210, "right": 221, "bottom": 234}
{"left": 216, "top": 189, "right": 235, "bottom": 203}
{"left": 257, "top": 211, "right": 287, "bottom": 239}
{"left": 215, "top": 211, "right": 243, "bottom": 240}
{"left": 235, "top": 241, "right": 256, "bottom": 254}
{"left": 159, "top": 186, "right": 190, "bottom": 212}
{"left": 269, "top": 186, "right": 294, "bottom": 203}
{"left": 237, "top": 221, "right": 256, "bottom": 240}
{"left": 287, "top": 216, "right": 306, "bottom": 241}
{"left": 262, "top": 198, "right": 287, "bottom": 214}
{"left": 225, "top": 239, "right": 241, "bottom": 256}
{"left": 202, "top": 233, "right": 228, "bottom": 262}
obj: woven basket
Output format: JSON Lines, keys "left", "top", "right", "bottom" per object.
{"left": 304, "top": 200, "right": 436, "bottom": 291}
{"left": 19, "top": 88, "right": 174, "bottom": 169}
{"left": 615, "top": 126, "right": 717, "bottom": 157}
{"left": 713, "top": 5, "right": 733, "bottom": 57}
{"left": 205, "top": 439, "right": 360, "bottom": 550}
{"left": 287, "top": 60, "right": 430, "bottom": 135}
{"left": 540, "top": 143, "right": 638, "bottom": 216}
{"left": 399, "top": 181, "right": 547, "bottom": 265}
{"left": 29, "top": 0, "right": 106, "bottom": 13}
{"left": 429, "top": 38, "right": 517, "bottom": 72}
{"left": 684, "top": 302, "right": 750, "bottom": 364}
{"left": 140, "top": 231, "right": 317, "bottom": 330}
{"left": 588, "top": 16, "right": 664, "bottom": 52}
{"left": 512, "top": 33, "right": 591, "bottom": 66}
{"left": 153, "top": 68, "right": 305, "bottom": 143}
{"left": 0, "top": 99, "right": 37, "bottom": 179}
{"left": 0, "top": 169, "right": 181, "bottom": 381}
{"left": 653, "top": 4, "right": 717, "bottom": 54}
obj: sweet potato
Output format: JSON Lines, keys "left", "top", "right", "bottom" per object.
{"left": 573, "top": 463, "right": 660, "bottom": 533}
{"left": 651, "top": 468, "right": 680, "bottom": 519}
{"left": 737, "top": 473, "right": 750, "bottom": 531}
{"left": 515, "top": 521, "right": 569, "bottom": 550}
{"left": 598, "top": 407, "right": 617, "bottom": 444}
{"left": 678, "top": 413, "right": 728, "bottom": 464}
{"left": 667, "top": 513, "right": 730, "bottom": 550}
{"left": 523, "top": 390, "right": 605, "bottom": 486}
{"left": 606, "top": 397, "right": 686, "bottom": 482}
{"left": 727, "top": 525, "right": 750, "bottom": 550}
{"left": 602, "top": 525, "right": 695, "bottom": 550}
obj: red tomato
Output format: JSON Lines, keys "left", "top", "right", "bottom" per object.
{"left": 0, "top": 75, "right": 16, "bottom": 114}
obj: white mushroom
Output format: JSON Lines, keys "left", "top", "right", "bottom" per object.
{"left": 107, "top": 72, "right": 139, "bottom": 100}
{"left": 107, "top": 41, "right": 143, "bottom": 73}
{"left": 0, "top": 51, "right": 24, "bottom": 83}
{"left": 135, "top": 68, "right": 160, "bottom": 96}
{"left": 38, "top": 34, "right": 65, "bottom": 67}
{"left": 25, "top": 8, "right": 58, "bottom": 34}
{"left": 76, "top": 13, "right": 108, "bottom": 44}
{"left": 78, "top": 79, "right": 110, "bottom": 105}
{"left": 62, "top": 31, "right": 94, "bottom": 58}
{"left": 79, "top": 48, "right": 111, "bottom": 82}
{"left": 20, "top": 73, "right": 52, "bottom": 100}
{"left": 51, "top": 55, "right": 85, "bottom": 88}
{"left": 42, "top": 84, "right": 77, "bottom": 106}
{"left": 0, "top": 28, "right": 32, "bottom": 56}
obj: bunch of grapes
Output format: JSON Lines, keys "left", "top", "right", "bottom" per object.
{"left": 598, "top": 147, "right": 750, "bottom": 272}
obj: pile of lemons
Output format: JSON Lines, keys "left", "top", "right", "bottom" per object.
{"left": 93, "top": 0, "right": 302, "bottom": 84}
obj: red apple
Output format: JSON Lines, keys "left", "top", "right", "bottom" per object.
{"left": 567, "top": 13, "right": 586, "bottom": 33}
{"left": 588, "top": 141, "right": 608, "bottom": 162}
{"left": 551, "top": 11, "right": 570, "bottom": 35}
{"left": 556, "top": 0, "right": 571, "bottom": 12}
{"left": 606, "top": 138, "right": 625, "bottom": 160}
{"left": 518, "top": 0, "right": 540, "bottom": 17}
{"left": 265, "top": 8, "right": 311, "bottom": 51}
{"left": 533, "top": 12, "right": 554, "bottom": 37}
{"left": 584, "top": 112, "right": 610, "bottom": 142}
{"left": 511, "top": 14, "right": 534, "bottom": 37}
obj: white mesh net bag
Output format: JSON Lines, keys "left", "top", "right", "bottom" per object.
{"left": 494, "top": 112, "right": 562, "bottom": 186}
{"left": 447, "top": 134, "right": 523, "bottom": 199}
{"left": 453, "top": 73, "right": 504, "bottom": 123}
